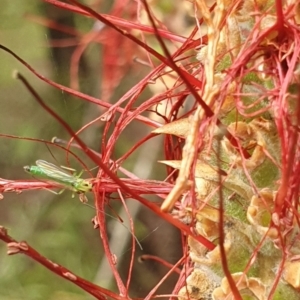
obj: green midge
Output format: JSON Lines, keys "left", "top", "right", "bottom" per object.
{"left": 24, "top": 160, "right": 93, "bottom": 194}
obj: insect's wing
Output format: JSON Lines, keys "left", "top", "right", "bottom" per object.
{"left": 36, "top": 160, "right": 73, "bottom": 181}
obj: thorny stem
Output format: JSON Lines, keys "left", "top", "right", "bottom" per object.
{"left": 159, "top": 0, "right": 251, "bottom": 212}
{"left": 3, "top": 1, "right": 299, "bottom": 299}
{"left": 216, "top": 134, "right": 242, "bottom": 300}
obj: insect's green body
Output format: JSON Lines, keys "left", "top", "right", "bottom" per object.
{"left": 24, "top": 160, "right": 92, "bottom": 194}
{"left": 24, "top": 161, "right": 143, "bottom": 247}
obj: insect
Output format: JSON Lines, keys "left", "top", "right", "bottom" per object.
{"left": 24, "top": 160, "right": 143, "bottom": 249}
{"left": 24, "top": 159, "right": 93, "bottom": 202}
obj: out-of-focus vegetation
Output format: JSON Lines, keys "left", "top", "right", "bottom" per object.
{"left": 0, "top": 2, "right": 102, "bottom": 299}
{"left": 3, "top": 1, "right": 300, "bottom": 300}
{"left": 0, "top": 1, "right": 181, "bottom": 299}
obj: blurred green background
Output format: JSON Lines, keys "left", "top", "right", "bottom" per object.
{"left": 0, "top": 1, "right": 182, "bottom": 299}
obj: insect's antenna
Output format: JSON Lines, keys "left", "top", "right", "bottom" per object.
{"left": 44, "top": 142, "right": 63, "bottom": 166}
{"left": 52, "top": 137, "right": 100, "bottom": 173}
{"left": 120, "top": 225, "right": 160, "bottom": 257}
{"left": 52, "top": 136, "right": 101, "bottom": 158}
{"left": 83, "top": 202, "right": 143, "bottom": 250}
{"left": 52, "top": 136, "right": 75, "bottom": 147}
{"left": 53, "top": 136, "right": 138, "bottom": 179}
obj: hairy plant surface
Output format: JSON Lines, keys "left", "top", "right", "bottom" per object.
{"left": 1, "top": 1, "right": 300, "bottom": 300}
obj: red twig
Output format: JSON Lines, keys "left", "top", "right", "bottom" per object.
{"left": 0, "top": 226, "right": 126, "bottom": 300}
{"left": 13, "top": 71, "right": 215, "bottom": 250}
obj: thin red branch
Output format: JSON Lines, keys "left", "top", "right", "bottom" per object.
{"left": 0, "top": 44, "right": 158, "bottom": 128}
{"left": 0, "top": 226, "right": 126, "bottom": 300}
{"left": 44, "top": 0, "right": 188, "bottom": 43}
{"left": 139, "top": 255, "right": 181, "bottom": 274}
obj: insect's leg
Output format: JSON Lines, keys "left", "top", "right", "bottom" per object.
{"left": 70, "top": 192, "right": 88, "bottom": 203}
{"left": 59, "top": 165, "right": 84, "bottom": 179}
{"left": 43, "top": 188, "right": 65, "bottom": 195}
{"left": 79, "top": 193, "right": 88, "bottom": 203}
{"left": 59, "top": 165, "right": 76, "bottom": 173}
{"left": 57, "top": 189, "right": 65, "bottom": 195}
